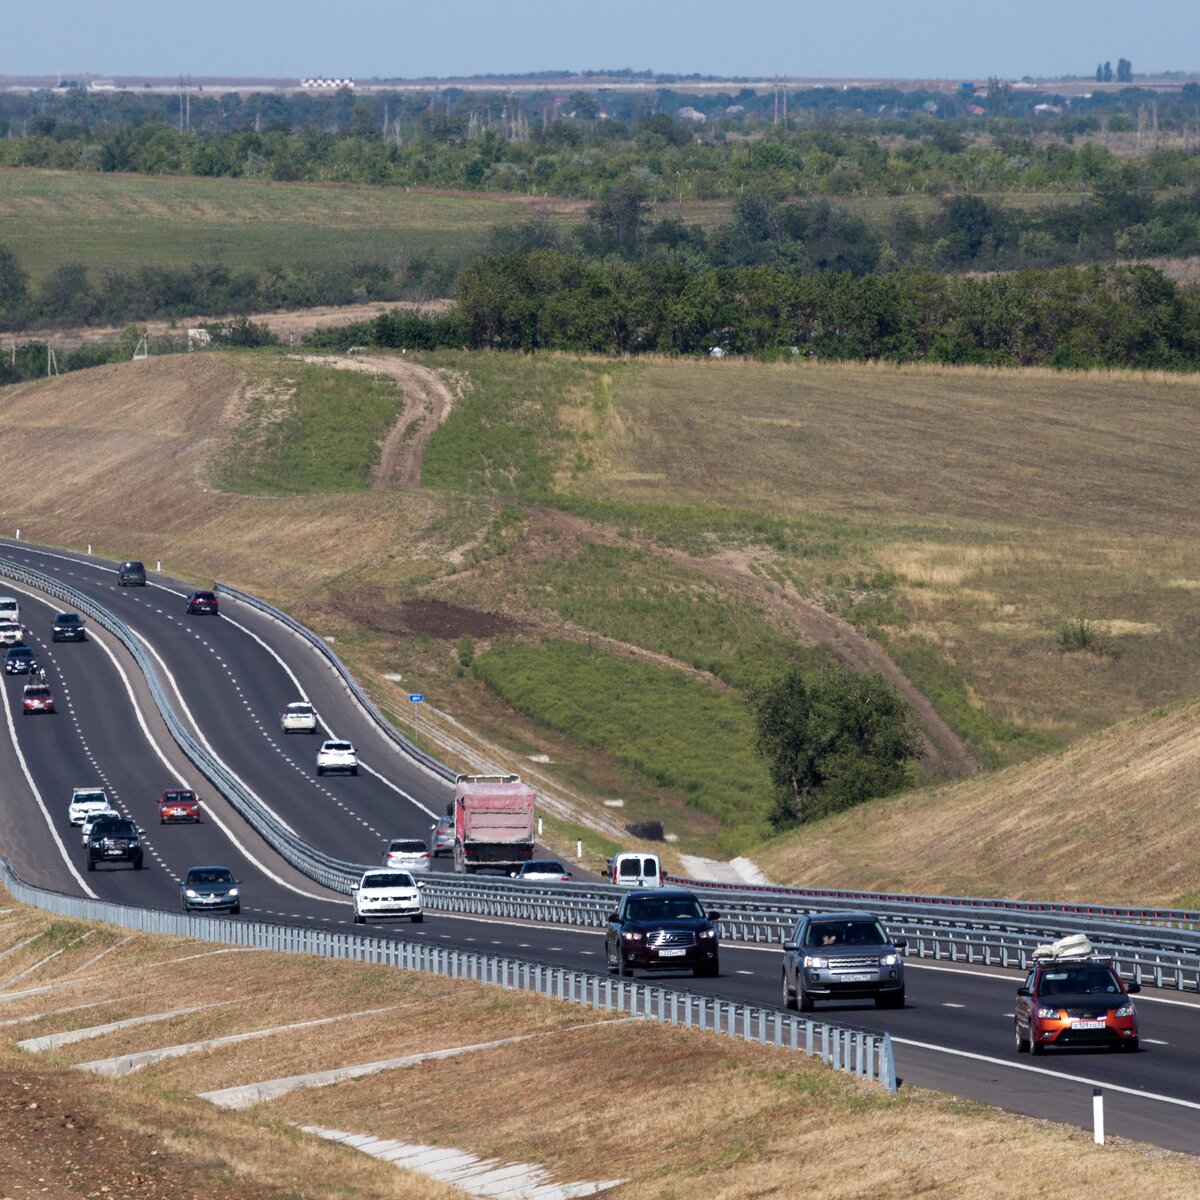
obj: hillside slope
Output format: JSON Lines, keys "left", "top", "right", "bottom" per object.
{"left": 757, "top": 698, "right": 1200, "bottom": 907}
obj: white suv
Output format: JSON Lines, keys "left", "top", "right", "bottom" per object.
{"left": 352, "top": 869, "right": 424, "bottom": 924}
{"left": 80, "top": 808, "right": 122, "bottom": 844}
{"left": 281, "top": 701, "right": 318, "bottom": 734}
{"left": 68, "top": 788, "right": 113, "bottom": 826}
{"left": 316, "top": 739, "right": 358, "bottom": 776}
{"left": 0, "top": 597, "right": 20, "bottom": 625}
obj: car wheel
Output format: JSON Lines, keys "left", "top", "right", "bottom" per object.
{"left": 695, "top": 956, "right": 719, "bottom": 978}
{"left": 798, "top": 983, "right": 814, "bottom": 1012}
{"left": 354, "top": 913, "right": 365, "bottom": 924}
{"left": 229, "top": 903, "right": 240, "bottom": 915}
{"left": 133, "top": 857, "right": 142, "bottom": 870}
{"left": 317, "top": 767, "right": 325, "bottom": 776}
{"left": 875, "top": 988, "right": 904, "bottom": 1009}
{"left": 180, "top": 900, "right": 188, "bottom": 914}
{"left": 1122, "top": 1037, "right": 1139, "bottom": 1053}
{"left": 782, "top": 972, "right": 798, "bottom": 1011}
{"left": 411, "top": 913, "right": 424, "bottom": 923}
{"left": 619, "top": 951, "right": 633, "bottom": 978}
{"left": 86, "top": 857, "right": 95, "bottom": 872}
{"left": 351, "top": 767, "right": 358, "bottom": 776}
{"left": 1014, "top": 1021, "right": 1030, "bottom": 1053}
{"left": 1029, "top": 1029, "right": 1044, "bottom": 1056}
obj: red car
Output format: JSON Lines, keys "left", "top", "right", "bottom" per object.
{"left": 1015, "top": 956, "right": 1140, "bottom": 1054}
{"left": 158, "top": 789, "right": 202, "bottom": 824}
{"left": 21, "top": 684, "right": 55, "bottom": 714}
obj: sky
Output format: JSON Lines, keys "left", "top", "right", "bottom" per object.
{"left": 0, "top": 1, "right": 1194, "bottom": 82}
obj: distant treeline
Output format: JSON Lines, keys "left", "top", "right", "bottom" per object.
{"left": 4, "top": 88, "right": 1200, "bottom": 201}
{"left": 307, "top": 256, "right": 1200, "bottom": 370}
{"left": 0, "top": 244, "right": 451, "bottom": 333}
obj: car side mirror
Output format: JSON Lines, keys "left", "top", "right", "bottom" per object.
{"left": 350, "top": 885, "right": 358, "bottom": 892}
{"left": 706, "top": 910, "right": 721, "bottom": 921}
{"left": 565, "top": 872, "right": 573, "bottom": 878}
{"left": 893, "top": 937, "right": 908, "bottom": 951}
{"left": 1017, "top": 986, "right": 1031, "bottom": 997}
{"left": 417, "top": 882, "right": 426, "bottom": 889}
{"left": 607, "top": 911, "right": 620, "bottom": 923}
{"left": 782, "top": 940, "right": 798, "bottom": 952}
{"left": 1125, "top": 981, "right": 1141, "bottom": 993}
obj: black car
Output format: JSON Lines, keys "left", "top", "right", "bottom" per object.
{"left": 605, "top": 888, "right": 720, "bottom": 978}
{"left": 185, "top": 590, "right": 219, "bottom": 615}
{"left": 51, "top": 612, "right": 87, "bottom": 642}
{"left": 781, "top": 912, "right": 907, "bottom": 1011}
{"left": 117, "top": 560, "right": 146, "bottom": 586}
{"left": 4, "top": 646, "right": 37, "bottom": 675}
{"left": 85, "top": 817, "right": 143, "bottom": 871}
{"left": 180, "top": 865, "right": 240, "bottom": 914}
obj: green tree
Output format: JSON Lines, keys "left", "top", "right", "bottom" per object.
{"left": 1102, "top": 61, "right": 1114, "bottom": 82}
{"left": 0, "top": 242, "right": 30, "bottom": 326}
{"left": 749, "top": 665, "right": 921, "bottom": 829}
{"left": 1116, "top": 57, "right": 1133, "bottom": 83}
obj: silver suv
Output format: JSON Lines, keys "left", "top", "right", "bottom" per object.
{"left": 781, "top": 912, "right": 906, "bottom": 1011}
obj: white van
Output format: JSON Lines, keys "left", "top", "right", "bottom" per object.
{"left": 609, "top": 851, "right": 663, "bottom": 888}
{"left": 0, "top": 596, "right": 20, "bottom": 625}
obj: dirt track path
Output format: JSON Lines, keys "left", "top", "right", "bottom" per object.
{"left": 532, "top": 508, "right": 980, "bottom": 783}
{"left": 287, "top": 353, "right": 453, "bottom": 488}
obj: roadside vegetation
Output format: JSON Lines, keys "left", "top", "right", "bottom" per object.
{"left": 6, "top": 901, "right": 1200, "bottom": 1196}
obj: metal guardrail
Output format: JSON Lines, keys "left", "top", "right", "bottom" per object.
{"left": 214, "top": 581, "right": 456, "bottom": 784}
{"left": 0, "top": 858, "right": 897, "bottom": 1093}
{"left": 4, "top": 558, "right": 1199, "bottom": 993}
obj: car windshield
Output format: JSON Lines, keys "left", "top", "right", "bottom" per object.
{"left": 24, "top": 687, "right": 51, "bottom": 697}
{"left": 625, "top": 896, "right": 706, "bottom": 922}
{"left": 1039, "top": 967, "right": 1121, "bottom": 996}
{"left": 92, "top": 820, "right": 134, "bottom": 836}
{"left": 363, "top": 873, "right": 415, "bottom": 888}
{"left": 122, "top": 563, "right": 143, "bottom": 571}
{"left": 8, "top": 649, "right": 33, "bottom": 659}
{"left": 524, "top": 862, "right": 565, "bottom": 873}
{"left": 75, "top": 792, "right": 106, "bottom": 804}
{"left": 804, "top": 919, "right": 889, "bottom": 948}
{"left": 189, "top": 869, "right": 233, "bottom": 885}
{"left": 163, "top": 791, "right": 195, "bottom": 803}
{"left": 326, "top": 742, "right": 353, "bottom": 752}
{"left": 388, "top": 841, "right": 426, "bottom": 853}
{"left": 56, "top": 614, "right": 80, "bottom": 623}
{"left": 288, "top": 703, "right": 313, "bottom": 713}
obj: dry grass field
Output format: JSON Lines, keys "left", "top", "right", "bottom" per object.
{"left": 2, "top": 900, "right": 1199, "bottom": 1198}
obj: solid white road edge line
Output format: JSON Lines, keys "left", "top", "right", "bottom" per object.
{"left": 0, "top": 632, "right": 97, "bottom": 898}
{"left": 890, "top": 1035, "right": 1200, "bottom": 1111}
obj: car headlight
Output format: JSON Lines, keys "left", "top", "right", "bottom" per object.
{"left": 1036, "top": 1007, "right": 1061, "bottom": 1020}
{"left": 227, "top": 888, "right": 239, "bottom": 897}
{"left": 1115, "top": 1004, "right": 1135, "bottom": 1018}
{"left": 699, "top": 928, "right": 716, "bottom": 939}
{"left": 880, "top": 953, "right": 899, "bottom": 966}
{"left": 185, "top": 889, "right": 198, "bottom": 898}
{"left": 622, "top": 931, "right": 644, "bottom": 941}
{"left": 802, "top": 955, "right": 828, "bottom": 969}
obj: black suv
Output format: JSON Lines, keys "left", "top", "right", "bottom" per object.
{"left": 85, "top": 817, "right": 143, "bottom": 871}
{"left": 51, "top": 612, "right": 87, "bottom": 642}
{"left": 117, "top": 560, "right": 147, "bottom": 586}
{"left": 781, "top": 912, "right": 906, "bottom": 1011}
{"left": 185, "top": 590, "right": 219, "bottom": 615}
{"left": 605, "top": 888, "right": 721, "bottom": 978}
{"left": 4, "top": 646, "right": 37, "bottom": 675}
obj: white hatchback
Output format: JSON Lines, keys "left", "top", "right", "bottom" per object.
{"left": 68, "top": 788, "right": 113, "bottom": 826}
{"left": 80, "top": 808, "right": 122, "bottom": 844}
{"left": 383, "top": 838, "right": 432, "bottom": 872}
{"left": 281, "top": 701, "right": 318, "bottom": 734}
{"left": 352, "top": 869, "right": 424, "bottom": 924}
{"left": 316, "top": 739, "right": 358, "bottom": 776}
{"left": 0, "top": 621, "right": 22, "bottom": 647}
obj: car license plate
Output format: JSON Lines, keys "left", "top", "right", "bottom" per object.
{"left": 839, "top": 973, "right": 873, "bottom": 982}
{"left": 658, "top": 948, "right": 687, "bottom": 957}
{"left": 1072, "top": 1020, "right": 1106, "bottom": 1029}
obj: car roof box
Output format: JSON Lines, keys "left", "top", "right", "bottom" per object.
{"left": 1032, "top": 933, "right": 1094, "bottom": 961}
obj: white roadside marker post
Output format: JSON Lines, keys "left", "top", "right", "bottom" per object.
{"left": 1093, "top": 1088, "right": 1105, "bottom": 1145}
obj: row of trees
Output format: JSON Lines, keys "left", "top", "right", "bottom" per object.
{"left": 0, "top": 244, "right": 450, "bottom": 332}
{"left": 303, "top": 254, "right": 1200, "bottom": 369}
{"left": 3, "top": 107, "right": 1199, "bottom": 201}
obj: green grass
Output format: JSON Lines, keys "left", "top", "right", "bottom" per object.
{"left": 420, "top": 352, "right": 619, "bottom": 496}
{"left": 0, "top": 168, "right": 528, "bottom": 282}
{"left": 472, "top": 638, "right": 775, "bottom": 853}
{"left": 529, "top": 543, "right": 822, "bottom": 689}
{"left": 216, "top": 358, "right": 405, "bottom": 493}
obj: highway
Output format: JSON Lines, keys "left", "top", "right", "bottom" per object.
{"left": 0, "top": 539, "right": 1197, "bottom": 1156}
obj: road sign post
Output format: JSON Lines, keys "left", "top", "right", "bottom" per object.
{"left": 408, "top": 693, "right": 424, "bottom": 743}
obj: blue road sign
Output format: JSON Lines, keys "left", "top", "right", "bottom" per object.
{"left": 408, "top": 693, "right": 425, "bottom": 703}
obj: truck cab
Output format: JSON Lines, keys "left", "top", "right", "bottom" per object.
{"left": 608, "top": 851, "right": 663, "bottom": 888}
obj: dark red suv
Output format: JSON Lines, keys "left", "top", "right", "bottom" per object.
{"left": 605, "top": 888, "right": 720, "bottom": 978}
{"left": 185, "top": 590, "right": 219, "bottom": 615}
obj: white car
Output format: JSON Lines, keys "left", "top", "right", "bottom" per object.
{"left": 352, "top": 869, "right": 424, "bottom": 924}
{"left": 281, "top": 701, "right": 319, "bottom": 734}
{"left": 0, "top": 621, "right": 22, "bottom": 647}
{"left": 383, "top": 838, "right": 431, "bottom": 872}
{"left": 316, "top": 739, "right": 358, "bottom": 776}
{"left": 0, "top": 597, "right": 20, "bottom": 625}
{"left": 80, "top": 808, "right": 122, "bottom": 844}
{"left": 68, "top": 788, "right": 113, "bottom": 826}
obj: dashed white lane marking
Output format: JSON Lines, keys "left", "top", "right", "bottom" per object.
{"left": 1144, "top": 1038, "right": 1170, "bottom": 1045}
{"left": 942, "top": 1002, "right": 966, "bottom": 1008}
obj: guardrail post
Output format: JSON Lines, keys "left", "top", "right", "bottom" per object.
{"left": 881, "top": 1033, "right": 897, "bottom": 1093}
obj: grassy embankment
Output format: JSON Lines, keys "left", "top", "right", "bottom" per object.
{"left": 3, "top": 900, "right": 1199, "bottom": 1198}
{"left": 4, "top": 349, "right": 1200, "bottom": 886}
